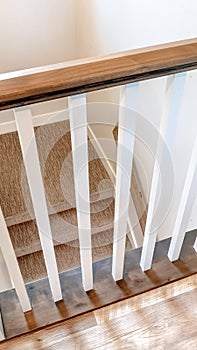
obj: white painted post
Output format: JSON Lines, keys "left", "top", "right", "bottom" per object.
{"left": 0, "top": 207, "right": 31, "bottom": 312}
{"left": 194, "top": 238, "right": 197, "bottom": 252}
{"left": 127, "top": 194, "right": 144, "bottom": 248}
{"left": 14, "top": 108, "right": 62, "bottom": 302}
{"left": 140, "top": 73, "right": 186, "bottom": 271}
{"left": 112, "top": 83, "right": 139, "bottom": 281}
{"left": 168, "top": 136, "right": 197, "bottom": 261}
{"left": 68, "top": 94, "right": 93, "bottom": 291}
{"left": 0, "top": 310, "right": 5, "bottom": 341}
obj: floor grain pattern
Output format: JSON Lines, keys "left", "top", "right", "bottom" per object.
{"left": 0, "top": 274, "right": 196, "bottom": 349}
{"left": 0, "top": 230, "right": 196, "bottom": 341}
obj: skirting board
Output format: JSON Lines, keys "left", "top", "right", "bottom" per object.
{"left": 0, "top": 230, "right": 196, "bottom": 340}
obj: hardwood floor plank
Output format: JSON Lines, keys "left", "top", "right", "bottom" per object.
{"left": 0, "top": 278, "right": 196, "bottom": 349}
{"left": 0, "top": 230, "right": 196, "bottom": 340}
{"left": 94, "top": 274, "right": 197, "bottom": 325}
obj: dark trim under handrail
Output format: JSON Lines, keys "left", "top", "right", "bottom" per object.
{"left": 0, "top": 38, "right": 197, "bottom": 111}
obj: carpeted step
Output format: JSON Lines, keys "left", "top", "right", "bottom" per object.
{"left": 0, "top": 119, "right": 114, "bottom": 227}
{"left": 17, "top": 230, "right": 132, "bottom": 283}
{"left": 9, "top": 197, "right": 115, "bottom": 257}
{"left": 0, "top": 119, "right": 118, "bottom": 284}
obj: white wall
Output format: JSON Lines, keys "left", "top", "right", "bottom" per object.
{"left": 0, "top": 0, "right": 76, "bottom": 73}
{"left": 76, "top": 0, "right": 197, "bottom": 58}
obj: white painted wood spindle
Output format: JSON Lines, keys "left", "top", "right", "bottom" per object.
{"left": 127, "top": 195, "right": 144, "bottom": 248}
{"left": 0, "top": 207, "right": 31, "bottom": 312}
{"left": 140, "top": 73, "right": 186, "bottom": 271}
{"left": 14, "top": 108, "right": 62, "bottom": 302}
{"left": 168, "top": 136, "right": 197, "bottom": 261}
{"left": 194, "top": 237, "right": 197, "bottom": 252}
{"left": 0, "top": 310, "right": 5, "bottom": 341}
{"left": 68, "top": 94, "right": 93, "bottom": 291}
{"left": 112, "top": 83, "right": 139, "bottom": 281}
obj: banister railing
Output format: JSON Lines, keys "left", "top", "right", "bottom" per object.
{"left": 0, "top": 38, "right": 197, "bottom": 340}
{"left": 1, "top": 38, "right": 197, "bottom": 111}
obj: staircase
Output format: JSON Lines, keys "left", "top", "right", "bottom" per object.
{"left": 0, "top": 119, "right": 137, "bottom": 283}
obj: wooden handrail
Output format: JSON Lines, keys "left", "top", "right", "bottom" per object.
{"left": 0, "top": 38, "right": 197, "bottom": 111}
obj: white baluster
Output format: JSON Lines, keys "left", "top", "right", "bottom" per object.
{"left": 0, "top": 207, "right": 31, "bottom": 312}
{"left": 194, "top": 237, "right": 197, "bottom": 252}
{"left": 68, "top": 94, "right": 93, "bottom": 291}
{"left": 14, "top": 107, "right": 62, "bottom": 302}
{"left": 0, "top": 310, "right": 5, "bottom": 341}
{"left": 112, "top": 83, "right": 139, "bottom": 281}
{"left": 140, "top": 73, "right": 186, "bottom": 271}
{"left": 168, "top": 136, "right": 197, "bottom": 261}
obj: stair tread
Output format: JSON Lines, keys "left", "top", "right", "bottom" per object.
{"left": 9, "top": 197, "right": 115, "bottom": 257}
{"left": 17, "top": 230, "right": 132, "bottom": 283}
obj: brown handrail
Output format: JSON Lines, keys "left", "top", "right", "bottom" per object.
{"left": 0, "top": 38, "right": 197, "bottom": 111}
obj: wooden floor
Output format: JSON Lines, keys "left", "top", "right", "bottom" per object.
{"left": 0, "top": 274, "right": 196, "bottom": 350}
{"left": 1, "top": 230, "right": 196, "bottom": 340}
